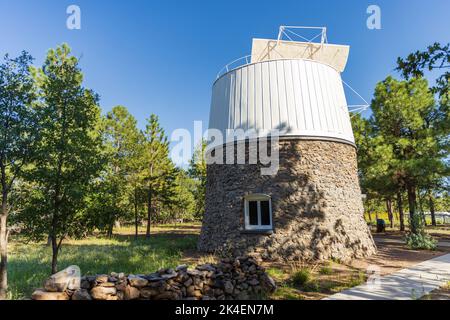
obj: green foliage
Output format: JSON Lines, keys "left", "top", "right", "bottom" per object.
{"left": 405, "top": 214, "right": 437, "bottom": 250}
{"left": 396, "top": 42, "right": 449, "bottom": 97}
{"left": 0, "top": 51, "right": 38, "bottom": 194}
{"left": 405, "top": 232, "right": 437, "bottom": 250}
{"left": 291, "top": 268, "right": 311, "bottom": 286}
{"left": 353, "top": 73, "right": 447, "bottom": 234}
{"left": 319, "top": 264, "right": 333, "bottom": 275}
{"left": 188, "top": 140, "right": 207, "bottom": 219}
{"left": 92, "top": 106, "right": 141, "bottom": 236}
{"left": 0, "top": 50, "right": 39, "bottom": 298}
{"left": 17, "top": 44, "right": 104, "bottom": 272}
{"left": 348, "top": 272, "right": 366, "bottom": 287}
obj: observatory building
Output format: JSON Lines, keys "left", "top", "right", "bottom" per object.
{"left": 198, "top": 27, "right": 376, "bottom": 262}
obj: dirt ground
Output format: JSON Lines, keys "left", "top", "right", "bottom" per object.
{"left": 350, "top": 232, "right": 450, "bottom": 276}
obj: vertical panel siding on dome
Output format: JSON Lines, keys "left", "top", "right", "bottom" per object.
{"left": 240, "top": 67, "right": 248, "bottom": 130}
{"left": 247, "top": 64, "right": 255, "bottom": 131}
{"left": 208, "top": 76, "right": 220, "bottom": 128}
{"left": 254, "top": 63, "right": 263, "bottom": 130}
{"left": 326, "top": 67, "right": 343, "bottom": 135}
{"left": 323, "top": 65, "right": 338, "bottom": 133}
{"left": 220, "top": 74, "right": 231, "bottom": 134}
{"left": 276, "top": 60, "right": 289, "bottom": 132}
{"left": 285, "top": 60, "right": 298, "bottom": 130}
{"left": 228, "top": 72, "right": 235, "bottom": 130}
{"left": 334, "top": 70, "right": 348, "bottom": 136}
{"left": 291, "top": 60, "right": 305, "bottom": 131}
{"left": 308, "top": 62, "right": 322, "bottom": 132}
{"left": 233, "top": 69, "right": 241, "bottom": 130}
{"left": 209, "top": 59, "right": 355, "bottom": 144}
{"left": 269, "top": 62, "right": 280, "bottom": 130}
{"left": 261, "top": 62, "right": 272, "bottom": 130}
{"left": 313, "top": 63, "right": 327, "bottom": 132}
{"left": 298, "top": 60, "right": 313, "bottom": 131}
{"left": 317, "top": 64, "right": 332, "bottom": 132}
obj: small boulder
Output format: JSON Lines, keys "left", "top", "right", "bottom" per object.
{"left": 32, "top": 289, "right": 69, "bottom": 301}
{"left": 128, "top": 275, "right": 148, "bottom": 288}
{"left": 44, "top": 265, "right": 81, "bottom": 292}
{"left": 90, "top": 286, "right": 117, "bottom": 300}
{"left": 124, "top": 285, "right": 140, "bottom": 300}
{"left": 72, "top": 289, "right": 92, "bottom": 301}
{"left": 95, "top": 274, "right": 109, "bottom": 284}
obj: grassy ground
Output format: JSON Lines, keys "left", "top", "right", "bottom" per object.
{"left": 7, "top": 222, "right": 449, "bottom": 300}
{"left": 266, "top": 261, "right": 367, "bottom": 300}
{"left": 7, "top": 224, "right": 199, "bottom": 300}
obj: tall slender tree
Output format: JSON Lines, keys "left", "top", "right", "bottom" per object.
{"left": 0, "top": 52, "right": 38, "bottom": 299}
{"left": 19, "top": 44, "right": 103, "bottom": 274}
{"left": 142, "top": 114, "right": 176, "bottom": 238}
{"left": 101, "top": 106, "right": 140, "bottom": 237}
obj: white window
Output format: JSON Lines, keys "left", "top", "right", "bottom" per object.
{"left": 244, "top": 194, "right": 273, "bottom": 230}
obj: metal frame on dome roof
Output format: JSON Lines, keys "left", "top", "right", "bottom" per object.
{"left": 276, "top": 26, "right": 328, "bottom": 47}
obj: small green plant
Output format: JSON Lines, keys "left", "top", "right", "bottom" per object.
{"left": 291, "top": 268, "right": 311, "bottom": 286}
{"left": 405, "top": 232, "right": 437, "bottom": 250}
{"left": 348, "top": 271, "right": 366, "bottom": 287}
{"left": 303, "top": 279, "right": 320, "bottom": 292}
{"left": 266, "top": 267, "right": 284, "bottom": 279}
{"left": 404, "top": 214, "right": 437, "bottom": 250}
{"left": 319, "top": 262, "right": 333, "bottom": 275}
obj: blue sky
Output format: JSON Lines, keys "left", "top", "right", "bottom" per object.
{"left": 1, "top": 0, "right": 449, "bottom": 140}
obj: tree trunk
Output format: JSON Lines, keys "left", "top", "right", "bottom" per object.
{"left": 397, "top": 192, "right": 405, "bottom": 231}
{"left": 386, "top": 199, "right": 394, "bottom": 229}
{"left": 367, "top": 210, "right": 372, "bottom": 222}
{"left": 0, "top": 168, "right": 9, "bottom": 300}
{"left": 146, "top": 187, "right": 152, "bottom": 239}
{"left": 407, "top": 183, "right": 418, "bottom": 234}
{"left": 107, "top": 221, "right": 114, "bottom": 239}
{"left": 51, "top": 236, "right": 58, "bottom": 274}
{"left": 417, "top": 191, "right": 427, "bottom": 226}
{"left": 134, "top": 187, "right": 139, "bottom": 240}
{"left": 429, "top": 194, "right": 436, "bottom": 226}
{"left": 0, "top": 206, "right": 8, "bottom": 300}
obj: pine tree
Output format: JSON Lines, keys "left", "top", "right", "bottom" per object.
{"left": 100, "top": 106, "right": 140, "bottom": 237}
{"left": 142, "top": 114, "right": 176, "bottom": 238}
{"left": 370, "top": 76, "right": 437, "bottom": 234}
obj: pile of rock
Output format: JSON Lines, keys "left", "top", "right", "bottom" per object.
{"left": 32, "top": 256, "right": 276, "bottom": 300}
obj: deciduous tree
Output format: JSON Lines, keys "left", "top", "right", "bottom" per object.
{"left": 0, "top": 52, "right": 38, "bottom": 299}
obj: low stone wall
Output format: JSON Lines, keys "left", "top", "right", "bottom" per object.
{"left": 32, "top": 257, "right": 276, "bottom": 300}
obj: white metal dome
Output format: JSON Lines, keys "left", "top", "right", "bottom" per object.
{"left": 208, "top": 27, "right": 356, "bottom": 146}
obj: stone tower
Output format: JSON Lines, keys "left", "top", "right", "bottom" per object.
{"left": 198, "top": 27, "right": 376, "bottom": 262}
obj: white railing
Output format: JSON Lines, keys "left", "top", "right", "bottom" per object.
{"left": 216, "top": 54, "right": 252, "bottom": 79}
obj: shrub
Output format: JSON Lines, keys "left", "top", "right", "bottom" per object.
{"left": 405, "top": 232, "right": 437, "bottom": 250}
{"left": 291, "top": 268, "right": 311, "bottom": 286}
{"left": 348, "top": 271, "right": 366, "bottom": 287}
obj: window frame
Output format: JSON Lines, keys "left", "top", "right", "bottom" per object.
{"left": 244, "top": 194, "right": 273, "bottom": 231}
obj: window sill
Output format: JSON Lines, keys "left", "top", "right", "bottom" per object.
{"left": 240, "top": 229, "right": 274, "bottom": 235}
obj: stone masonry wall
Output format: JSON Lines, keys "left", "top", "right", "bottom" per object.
{"left": 32, "top": 257, "right": 276, "bottom": 300}
{"left": 198, "top": 139, "right": 376, "bottom": 262}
